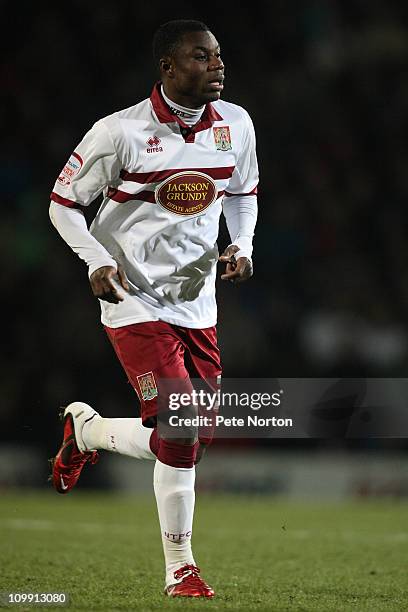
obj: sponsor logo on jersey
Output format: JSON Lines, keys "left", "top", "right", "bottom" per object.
{"left": 137, "top": 371, "right": 158, "bottom": 401}
{"left": 155, "top": 171, "right": 217, "bottom": 216}
{"left": 57, "top": 152, "right": 83, "bottom": 187}
{"left": 146, "top": 135, "right": 163, "bottom": 153}
{"left": 213, "top": 126, "right": 232, "bottom": 151}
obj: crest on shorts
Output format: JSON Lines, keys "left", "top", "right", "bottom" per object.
{"left": 137, "top": 371, "right": 158, "bottom": 401}
{"left": 213, "top": 126, "right": 232, "bottom": 151}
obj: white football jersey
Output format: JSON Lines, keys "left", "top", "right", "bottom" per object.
{"left": 51, "top": 83, "right": 258, "bottom": 329}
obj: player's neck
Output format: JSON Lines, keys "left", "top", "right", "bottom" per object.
{"left": 161, "top": 85, "right": 204, "bottom": 127}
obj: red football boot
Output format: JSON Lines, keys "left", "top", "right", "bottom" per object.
{"left": 50, "top": 403, "right": 99, "bottom": 494}
{"left": 166, "top": 565, "right": 215, "bottom": 598}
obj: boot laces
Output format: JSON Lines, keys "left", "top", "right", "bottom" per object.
{"left": 63, "top": 441, "right": 98, "bottom": 478}
{"left": 71, "top": 448, "right": 98, "bottom": 467}
{"left": 174, "top": 564, "right": 203, "bottom": 585}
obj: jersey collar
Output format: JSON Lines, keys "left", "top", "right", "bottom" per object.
{"left": 150, "top": 82, "right": 223, "bottom": 135}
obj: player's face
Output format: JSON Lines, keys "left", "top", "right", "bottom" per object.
{"left": 162, "top": 30, "right": 225, "bottom": 108}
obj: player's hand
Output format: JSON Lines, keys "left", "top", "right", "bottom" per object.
{"left": 219, "top": 245, "right": 253, "bottom": 283}
{"left": 89, "top": 264, "right": 130, "bottom": 304}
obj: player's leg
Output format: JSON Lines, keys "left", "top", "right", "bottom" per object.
{"left": 154, "top": 431, "right": 198, "bottom": 593}
{"left": 153, "top": 326, "right": 220, "bottom": 597}
{"left": 153, "top": 325, "right": 221, "bottom": 596}
{"left": 107, "top": 322, "right": 214, "bottom": 596}
{"left": 50, "top": 322, "right": 170, "bottom": 494}
{"left": 80, "top": 408, "right": 157, "bottom": 460}
{"left": 58, "top": 319, "right": 187, "bottom": 466}
{"left": 78, "top": 323, "right": 169, "bottom": 459}
{"left": 153, "top": 421, "right": 214, "bottom": 598}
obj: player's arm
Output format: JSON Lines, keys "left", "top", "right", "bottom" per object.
{"left": 49, "top": 203, "right": 129, "bottom": 303}
{"left": 49, "top": 120, "right": 129, "bottom": 304}
{"left": 220, "top": 110, "right": 258, "bottom": 283}
{"left": 220, "top": 195, "right": 257, "bottom": 283}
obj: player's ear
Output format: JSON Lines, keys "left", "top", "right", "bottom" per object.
{"left": 160, "top": 56, "right": 174, "bottom": 78}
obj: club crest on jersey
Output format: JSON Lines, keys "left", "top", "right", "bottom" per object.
{"left": 213, "top": 126, "right": 232, "bottom": 151}
{"left": 57, "top": 152, "right": 83, "bottom": 187}
{"left": 137, "top": 371, "right": 158, "bottom": 401}
{"left": 155, "top": 171, "right": 217, "bottom": 216}
{"left": 146, "top": 135, "right": 163, "bottom": 153}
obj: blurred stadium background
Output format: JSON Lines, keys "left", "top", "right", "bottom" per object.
{"left": 2, "top": 0, "right": 408, "bottom": 499}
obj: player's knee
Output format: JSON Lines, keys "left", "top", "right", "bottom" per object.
{"left": 159, "top": 405, "right": 197, "bottom": 442}
{"left": 157, "top": 438, "right": 199, "bottom": 468}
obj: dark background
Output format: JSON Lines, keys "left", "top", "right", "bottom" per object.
{"left": 2, "top": 1, "right": 408, "bottom": 460}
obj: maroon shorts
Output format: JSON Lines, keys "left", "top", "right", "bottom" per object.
{"left": 105, "top": 321, "right": 221, "bottom": 427}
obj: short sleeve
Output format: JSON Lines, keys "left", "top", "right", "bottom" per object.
{"left": 225, "top": 110, "right": 259, "bottom": 197}
{"left": 50, "top": 119, "right": 121, "bottom": 208}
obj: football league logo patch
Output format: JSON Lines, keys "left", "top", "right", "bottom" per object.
{"left": 213, "top": 126, "right": 232, "bottom": 151}
{"left": 57, "top": 152, "right": 83, "bottom": 187}
{"left": 137, "top": 371, "right": 158, "bottom": 401}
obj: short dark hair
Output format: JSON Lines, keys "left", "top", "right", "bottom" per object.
{"left": 152, "top": 19, "right": 210, "bottom": 64}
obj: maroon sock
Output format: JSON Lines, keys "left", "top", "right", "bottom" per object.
{"left": 157, "top": 438, "right": 199, "bottom": 468}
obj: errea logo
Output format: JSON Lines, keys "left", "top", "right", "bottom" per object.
{"left": 146, "top": 135, "right": 163, "bottom": 153}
